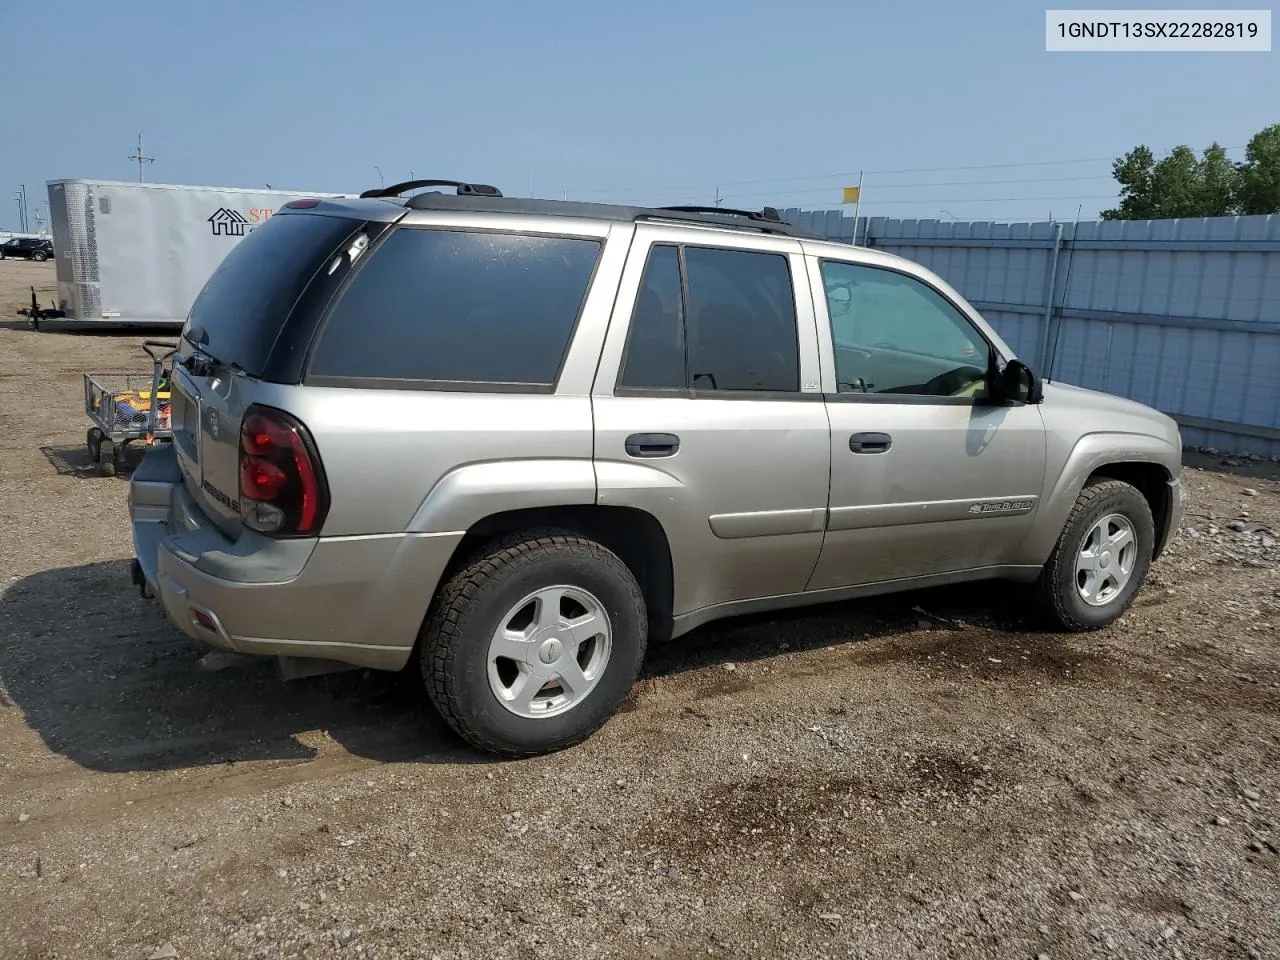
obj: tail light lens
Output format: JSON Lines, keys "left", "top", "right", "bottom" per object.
{"left": 237, "top": 405, "right": 329, "bottom": 536}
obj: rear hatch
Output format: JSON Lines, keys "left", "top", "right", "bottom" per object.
{"left": 169, "top": 210, "right": 371, "bottom": 535}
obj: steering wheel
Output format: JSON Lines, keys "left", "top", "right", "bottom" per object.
{"left": 919, "top": 364, "right": 987, "bottom": 397}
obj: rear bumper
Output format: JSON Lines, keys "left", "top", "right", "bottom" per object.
{"left": 129, "top": 445, "right": 463, "bottom": 671}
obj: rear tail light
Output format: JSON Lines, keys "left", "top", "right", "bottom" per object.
{"left": 237, "top": 405, "right": 329, "bottom": 536}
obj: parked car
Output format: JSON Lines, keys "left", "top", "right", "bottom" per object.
{"left": 129, "top": 179, "right": 1186, "bottom": 758}
{"left": 0, "top": 237, "right": 53, "bottom": 261}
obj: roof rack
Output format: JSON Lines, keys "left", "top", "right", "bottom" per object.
{"left": 359, "top": 179, "right": 503, "bottom": 200}
{"left": 398, "top": 193, "right": 814, "bottom": 238}
{"left": 659, "top": 205, "right": 783, "bottom": 224}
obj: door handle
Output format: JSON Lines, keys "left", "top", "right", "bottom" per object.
{"left": 625, "top": 433, "right": 680, "bottom": 458}
{"left": 849, "top": 432, "right": 892, "bottom": 454}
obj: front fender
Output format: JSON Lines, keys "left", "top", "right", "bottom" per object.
{"left": 1014, "top": 432, "right": 1177, "bottom": 566}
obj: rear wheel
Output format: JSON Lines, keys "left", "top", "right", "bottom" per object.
{"left": 31, "top": 250, "right": 47, "bottom": 262}
{"left": 1034, "top": 479, "right": 1154, "bottom": 631}
{"left": 421, "top": 532, "right": 647, "bottom": 757}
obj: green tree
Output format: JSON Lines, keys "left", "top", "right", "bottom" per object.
{"left": 1101, "top": 142, "right": 1240, "bottom": 219}
{"left": 1237, "top": 123, "right": 1280, "bottom": 215}
{"left": 1102, "top": 146, "right": 1157, "bottom": 220}
{"left": 1197, "top": 143, "right": 1240, "bottom": 217}
{"left": 1102, "top": 124, "right": 1280, "bottom": 219}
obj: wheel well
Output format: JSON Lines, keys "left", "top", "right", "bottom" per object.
{"left": 443, "top": 505, "right": 676, "bottom": 644}
{"left": 1086, "top": 462, "right": 1173, "bottom": 555}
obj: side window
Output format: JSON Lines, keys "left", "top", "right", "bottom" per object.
{"left": 618, "top": 245, "right": 685, "bottom": 390}
{"left": 820, "top": 261, "right": 990, "bottom": 399}
{"left": 308, "top": 229, "right": 601, "bottom": 386}
{"left": 684, "top": 247, "right": 799, "bottom": 393}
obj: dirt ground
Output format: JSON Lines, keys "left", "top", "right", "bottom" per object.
{"left": 0, "top": 257, "right": 1277, "bottom": 960}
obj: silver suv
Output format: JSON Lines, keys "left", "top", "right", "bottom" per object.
{"left": 130, "top": 179, "right": 1186, "bottom": 757}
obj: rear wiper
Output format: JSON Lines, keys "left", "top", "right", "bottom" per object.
{"left": 179, "top": 326, "right": 249, "bottom": 376}
{"left": 182, "top": 355, "right": 247, "bottom": 378}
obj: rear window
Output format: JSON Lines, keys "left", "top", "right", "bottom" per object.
{"left": 306, "top": 228, "right": 602, "bottom": 389}
{"left": 184, "top": 212, "right": 359, "bottom": 377}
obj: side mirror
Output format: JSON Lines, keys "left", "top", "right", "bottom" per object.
{"left": 998, "top": 358, "right": 1043, "bottom": 404}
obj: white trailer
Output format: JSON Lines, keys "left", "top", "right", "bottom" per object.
{"left": 28, "top": 179, "right": 348, "bottom": 329}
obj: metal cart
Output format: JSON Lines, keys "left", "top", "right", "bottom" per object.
{"left": 83, "top": 340, "right": 178, "bottom": 477}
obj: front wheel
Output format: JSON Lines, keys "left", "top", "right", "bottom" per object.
{"left": 421, "top": 532, "right": 647, "bottom": 757}
{"left": 1034, "top": 479, "right": 1154, "bottom": 631}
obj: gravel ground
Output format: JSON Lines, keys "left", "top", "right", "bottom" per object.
{"left": 1, "top": 258, "right": 1277, "bottom": 960}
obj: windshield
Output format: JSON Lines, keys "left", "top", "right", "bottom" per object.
{"left": 183, "top": 212, "right": 360, "bottom": 378}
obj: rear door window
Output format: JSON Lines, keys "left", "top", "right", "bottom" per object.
{"left": 307, "top": 228, "right": 602, "bottom": 389}
{"left": 185, "top": 212, "right": 360, "bottom": 377}
{"left": 617, "top": 244, "right": 800, "bottom": 394}
{"left": 684, "top": 246, "right": 798, "bottom": 393}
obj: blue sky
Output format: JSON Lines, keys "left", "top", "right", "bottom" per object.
{"left": 2, "top": 0, "right": 1276, "bottom": 229}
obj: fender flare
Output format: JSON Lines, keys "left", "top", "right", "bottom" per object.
{"left": 408, "top": 459, "right": 598, "bottom": 534}
{"left": 1015, "top": 431, "right": 1176, "bottom": 566}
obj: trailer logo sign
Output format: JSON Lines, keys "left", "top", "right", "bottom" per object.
{"left": 208, "top": 208, "right": 250, "bottom": 237}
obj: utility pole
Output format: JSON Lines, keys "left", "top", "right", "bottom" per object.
{"left": 19, "top": 185, "right": 28, "bottom": 232}
{"left": 128, "top": 132, "right": 155, "bottom": 181}
{"left": 714, "top": 186, "right": 722, "bottom": 207}
{"left": 374, "top": 166, "right": 384, "bottom": 188}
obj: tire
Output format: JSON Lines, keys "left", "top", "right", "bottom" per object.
{"left": 87, "top": 428, "right": 103, "bottom": 462}
{"left": 32, "top": 251, "right": 47, "bottom": 262}
{"left": 1034, "top": 479, "right": 1154, "bottom": 631}
{"left": 98, "top": 438, "right": 116, "bottom": 477}
{"left": 421, "top": 532, "right": 647, "bottom": 758}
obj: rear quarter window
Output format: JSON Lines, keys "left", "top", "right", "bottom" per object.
{"left": 306, "top": 228, "right": 602, "bottom": 389}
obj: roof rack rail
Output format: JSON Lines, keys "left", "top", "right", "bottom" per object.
{"left": 360, "top": 179, "right": 503, "bottom": 199}
{"left": 659, "top": 205, "right": 784, "bottom": 224}
{"left": 395, "top": 194, "right": 816, "bottom": 238}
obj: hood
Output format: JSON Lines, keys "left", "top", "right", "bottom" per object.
{"left": 1041, "top": 380, "right": 1182, "bottom": 449}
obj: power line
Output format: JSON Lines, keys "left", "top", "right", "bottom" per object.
{"left": 594, "top": 173, "right": 1117, "bottom": 205}
{"left": 569, "top": 155, "right": 1120, "bottom": 196}
{"left": 701, "top": 175, "right": 1118, "bottom": 204}
{"left": 764, "top": 194, "right": 1122, "bottom": 206}
{"left": 564, "top": 144, "right": 1247, "bottom": 199}
{"left": 568, "top": 156, "right": 1113, "bottom": 195}
{"left": 816, "top": 173, "right": 1116, "bottom": 190}
{"left": 607, "top": 192, "right": 1120, "bottom": 210}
